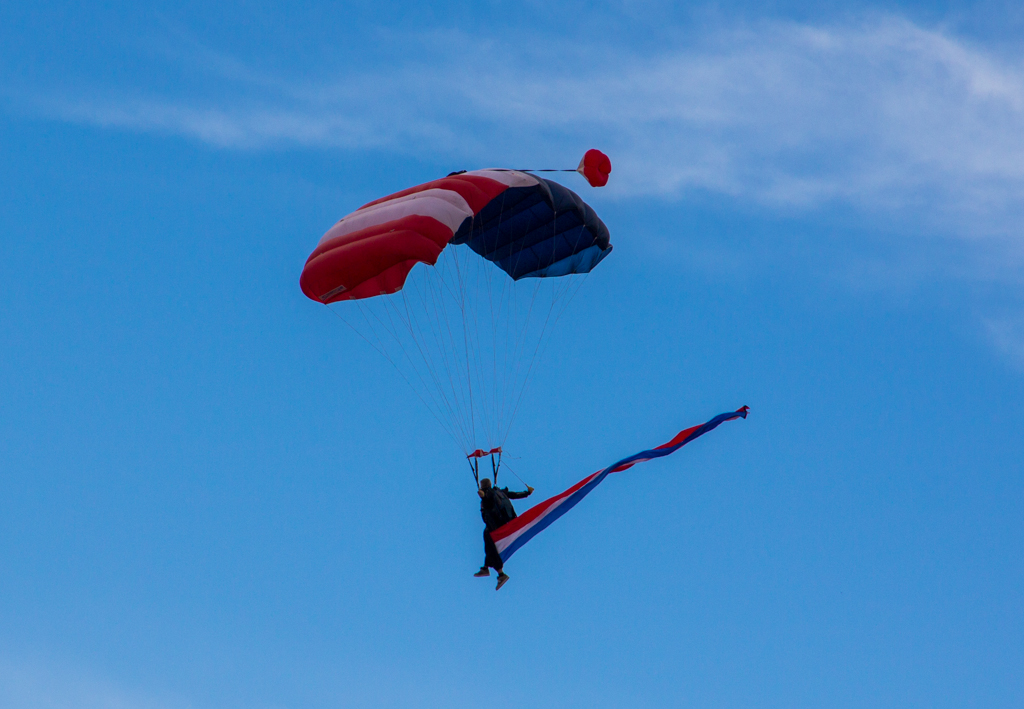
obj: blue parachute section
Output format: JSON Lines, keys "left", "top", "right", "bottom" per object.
{"left": 450, "top": 177, "right": 612, "bottom": 280}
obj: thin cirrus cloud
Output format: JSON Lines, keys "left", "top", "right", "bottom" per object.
{"left": 17, "top": 15, "right": 1024, "bottom": 240}
{"left": 0, "top": 658, "right": 182, "bottom": 709}
{"left": 985, "top": 315, "right": 1024, "bottom": 368}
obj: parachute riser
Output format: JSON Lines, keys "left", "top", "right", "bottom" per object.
{"left": 468, "top": 451, "right": 501, "bottom": 488}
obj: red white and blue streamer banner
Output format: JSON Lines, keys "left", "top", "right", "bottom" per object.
{"left": 490, "top": 406, "right": 750, "bottom": 562}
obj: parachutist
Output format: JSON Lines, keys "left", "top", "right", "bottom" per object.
{"left": 474, "top": 477, "right": 533, "bottom": 590}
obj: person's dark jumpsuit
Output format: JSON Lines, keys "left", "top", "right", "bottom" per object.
{"left": 478, "top": 482, "right": 532, "bottom": 575}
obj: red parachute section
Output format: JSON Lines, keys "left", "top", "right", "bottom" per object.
{"left": 299, "top": 174, "right": 510, "bottom": 303}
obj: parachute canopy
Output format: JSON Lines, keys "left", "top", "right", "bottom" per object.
{"left": 301, "top": 155, "right": 613, "bottom": 455}
{"left": 300, "top": 169, "right": 612, "bottom": 304}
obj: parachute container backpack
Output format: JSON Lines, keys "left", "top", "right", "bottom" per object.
{"left": 300, "top": 151, "right": 613, "bottom": 458}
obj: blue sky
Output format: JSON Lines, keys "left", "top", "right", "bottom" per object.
{"left": 1, "top": 2, "right": 1022, "bottom": 707}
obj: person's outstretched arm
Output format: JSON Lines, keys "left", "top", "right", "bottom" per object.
{"left": 504, "top": 486, "right": 534, "bottom": 499}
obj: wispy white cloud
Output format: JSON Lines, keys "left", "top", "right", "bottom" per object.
{"left": 10, "top": 15, "right": 1024, "bottom": 240}
{"left": 0, "top": 658, "right": 190, "bottom": 709}
{"left": 985, "top": 315, "right": 1024, "bottom": 367}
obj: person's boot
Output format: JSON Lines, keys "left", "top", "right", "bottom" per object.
{"left": 495, "top": 572, "right": 510, "bottom": 590}
{"left": 473, "top": 567, "right": 490, "bottom": 577}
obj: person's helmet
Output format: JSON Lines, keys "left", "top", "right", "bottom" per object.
{"left": 480, "top": 478, "right": 492, "bottom": 490}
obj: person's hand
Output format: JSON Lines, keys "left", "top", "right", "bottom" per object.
{"left": 527, "top": 486, "right": 534, "bottom": 495}
{"left": 478, "top": 489, "right": 486, "bottom": 498}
